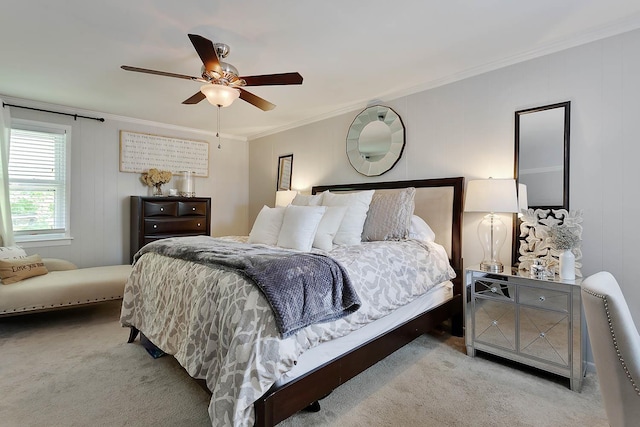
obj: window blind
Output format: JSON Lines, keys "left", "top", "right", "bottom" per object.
{"left": 8, "top": 127, "right": 67, "bottom": 235}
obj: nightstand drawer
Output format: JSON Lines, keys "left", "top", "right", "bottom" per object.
{"left": 178, "top": 201, "right": 208, "bottom": 216}
{"left": 144, "top": 218, "right": 207, "bottom": 234}
{"left": 472, "top": 278, "right": 515, "bottom": 302}
{"left": 143, "top": 201, "right": 178, "bottom": 217}
{"left": 518, "top": 285, "right": 569, "bottom": 312}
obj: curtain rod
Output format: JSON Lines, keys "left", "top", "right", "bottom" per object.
{"left": 2, "top": 103, "right": 105, "bottom": 122}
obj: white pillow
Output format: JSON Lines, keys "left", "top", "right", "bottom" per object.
{"left": 313, "top": 206, "right": 348, "bottom": 251}
{"left": 291, "top": 192, "right": 324, "bottom": 206}
{"left": 277, "top": 205, "right": 327, "bottom": 251}
{"left": 0, "top": 246, "right": 27, "bottom": 260}
{"left": 248, "top": 206, "right": 286, "bottom": 246}
{"left": 322, "top": 190, "right": 374, "bottom": 245}
{"left": 409, "top": 215, "right": 436, "bottom": 242}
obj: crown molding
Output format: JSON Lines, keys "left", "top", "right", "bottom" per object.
{"left": 247, "top": 15, "right": 640, "bottom": 142}
{"left": 1, "top": 94, "right": 247, "bottom": 142}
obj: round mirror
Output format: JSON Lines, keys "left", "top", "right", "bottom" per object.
{"left": 346, "top": 105, "right": 405, "bottom": 176}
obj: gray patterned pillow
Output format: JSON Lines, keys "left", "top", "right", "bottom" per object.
{"left": 362, "top": 188, "right": 416, "bottom": 241}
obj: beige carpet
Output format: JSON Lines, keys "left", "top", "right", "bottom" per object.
{"left": 0, "top": 301, "right": 608, "bottom": 427}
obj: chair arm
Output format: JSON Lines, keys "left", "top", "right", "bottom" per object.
{"left": 42, "top": 258, "right": 78, "bottom": 272}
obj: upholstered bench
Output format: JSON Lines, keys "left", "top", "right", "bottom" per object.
{"left": 0, "top": 258, "right": 131, "bottom": 317}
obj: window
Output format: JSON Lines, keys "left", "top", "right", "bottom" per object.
{"left": 8, "top": 120, "right": 71, "bottom": 242}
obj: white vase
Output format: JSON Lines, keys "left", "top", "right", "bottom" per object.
{"left": 559, "top": 249, "right": 575, "bottom": 280}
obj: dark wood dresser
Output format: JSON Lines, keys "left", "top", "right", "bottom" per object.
{"left": 130, "top": 196, "right": 211, "bottom": 262}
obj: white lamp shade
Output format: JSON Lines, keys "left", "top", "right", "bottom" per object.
{"left": 275, "top": 190, "right": 297, "bottom": 207}
{"left": 464, "top": 178, "right": 519, "bottom": 213}
{"left": 200, "top": 84, "right": 240, "bottom": 107}
{"left": 518, "top": 183, "right": 528, "bottom": 212}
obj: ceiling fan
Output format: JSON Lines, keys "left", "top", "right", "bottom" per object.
{"left": 121, "top": 34, "right": 303, "bottom": 111}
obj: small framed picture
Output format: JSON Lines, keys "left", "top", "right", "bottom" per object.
{"left": 277, "top": 154, "right": 293, "bottom": 191}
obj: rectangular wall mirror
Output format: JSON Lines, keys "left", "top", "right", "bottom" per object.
{"left": 515, "top": 101, "right": 571, "bottom": 209}
{"left": 512, "top": 101, "right": 571, "bottom": 265}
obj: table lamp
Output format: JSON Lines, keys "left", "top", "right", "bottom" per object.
{"left": 465, "top": 178, "right": 519, "bottom": 273}
{"left": 275, "top": 190, "right": 297, "bottom": 207}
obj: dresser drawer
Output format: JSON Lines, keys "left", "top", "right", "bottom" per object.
{"left": 518, "top": 285, "right": 569, "bottom": 312}
{"left": 178, "top": 201, "right": 208, "bottom": 216}
{"left": 143, "top": 201, "right": 178, "bottom": 217}
{"left": 144, "top": 218, "right": 207, "bottom": 234}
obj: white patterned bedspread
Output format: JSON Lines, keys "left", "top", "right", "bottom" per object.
{"left": 119, "top": 237, "right": 455, "bottom": 426}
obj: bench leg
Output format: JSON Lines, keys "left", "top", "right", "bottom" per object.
{"left": 127, "top": 326, "right": 140, "bottom": 343}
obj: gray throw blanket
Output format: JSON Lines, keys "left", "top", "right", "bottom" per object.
{"left": 134, "top": 236, "right": 361, "bottom": 338}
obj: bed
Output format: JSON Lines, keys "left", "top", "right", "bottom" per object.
{"left": 120, "top": 177, "right": 464, "bottom": 427}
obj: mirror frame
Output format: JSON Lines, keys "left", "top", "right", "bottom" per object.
{"left": 346, "top": 105, "right": 405, "bottom": 176}
{"left": 512, "top": 101, "right": 571, "bottom": 266}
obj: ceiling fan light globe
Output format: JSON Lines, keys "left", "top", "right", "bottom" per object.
{"left": 200, "top": 84, "right": 240, "bottom": 107}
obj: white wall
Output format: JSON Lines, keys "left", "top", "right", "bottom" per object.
{"left": 249, "top": 28, "right": 640, "bottom": 330}
{"left": 5, "top": 97, "right": 249, "bottom": 267}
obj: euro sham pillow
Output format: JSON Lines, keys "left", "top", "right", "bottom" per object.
{"left": 312, "top": 206, "right": 348, "bottom": 251}
{"left": 248, "top": 205, "right": 286, "bottom": 246}
{"left": 362, "top": 187, "right": 416, "bottom": 241}
{"left": 291, "top": 193, "right": 324, "bottom": 206}
{"left": 321, "top": 190, "right": 374, "bottom": 245}
{"left": 409, "top": 215, "right": 436, "bottom": 242}
{"left": 0, "top": 254, "right": 48, "bottom": 285}
{"left": 277, "top": 205, "right": 327, "bottom": 251}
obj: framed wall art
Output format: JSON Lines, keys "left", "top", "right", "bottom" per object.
{"left": 277, "top": 154, "right": 293, "bottom": 191}
{"left": 119, "top": 130, "right": 209, "bottom": 177}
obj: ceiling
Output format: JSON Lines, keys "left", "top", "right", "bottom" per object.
{"left": 2, "top": 1, "right": 640, "bottom": 140}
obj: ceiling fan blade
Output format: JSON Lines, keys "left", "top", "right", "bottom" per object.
{"left": 182, "top": 91, "right": 206, "bottom": 105}
{"left": 188, "top": 34, "right": 222, "bottom": 75}
{"left": 241, "top": 72, "right": 303, "bottom": 86}
{"left": 239, "top": 88, "right": 276, "bottom": 111}
{"left": 121, "top": 65, "right": 198, "bottom": 80}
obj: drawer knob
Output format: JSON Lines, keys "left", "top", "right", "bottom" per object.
{"left": 160, "top": 207, "right": 164, "bottom": 211}
{"left": 539, "top": 296, "right": 546, "bottom": 302}
{"left": 153, "top": 225, "right": 158, "bottom": 229}
{"left": 490, "top": 287, "right": 498, "bottom": 293}
{"left": 492, "top": 320, "right": 498, "bottom": 326}
{"left": 197, "top": 223, "right": 201, "bottom": 227}
{"left": 192, "top": 207, "right": 196, "bottom": 211}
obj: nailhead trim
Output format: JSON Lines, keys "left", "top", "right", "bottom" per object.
{"left": 583, "top": 287, "right": 640, "bottom": 395}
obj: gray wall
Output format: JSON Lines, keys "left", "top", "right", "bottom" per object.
{"left": 249, "top": 28, "right": 640, "bottom": 331}
{"left": 5, "top": 98, "right": 249, "bottom": 267}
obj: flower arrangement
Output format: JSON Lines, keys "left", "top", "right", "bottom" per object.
{"left": 140, "top": 168, "right": 172, "bottom": 187}
{"left": 548, "top": 224, "right": 580, "bottom": 251}
{"left": 140, "top": 169, "right": 172, "bottom": 196}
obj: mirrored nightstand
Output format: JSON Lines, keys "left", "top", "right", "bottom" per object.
{"left": 465, "top": 266, "right": 585, "bottom": 391}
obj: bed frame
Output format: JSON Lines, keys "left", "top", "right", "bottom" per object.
{"left": 252, "top": 177, "right": 464, "bottom": 427}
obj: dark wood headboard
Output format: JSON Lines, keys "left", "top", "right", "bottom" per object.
{"left": 312, "top": 177, "right": 464, "bottom": 272}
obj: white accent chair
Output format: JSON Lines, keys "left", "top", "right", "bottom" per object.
{"left": 582, "top": 271, "right": 640, "bottom": 427}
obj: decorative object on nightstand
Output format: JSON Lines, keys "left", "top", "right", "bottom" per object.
{"left": 464, "top": 178, "right": 519, "bottom": 273}
{"left": 548, "top": 224, "right": 579, "bottom": 280}
{"left": 465, "top": 266, "right": 584, "bottom": 391}
{"left": 517, "top": 208, "right": 582, "bottom": 277}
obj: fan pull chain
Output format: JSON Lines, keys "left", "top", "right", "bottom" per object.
{"left": 216, "top": 106, "right": 222, "bottom": 149}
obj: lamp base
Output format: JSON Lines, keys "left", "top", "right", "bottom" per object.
{"left": 480, "top": 260, "right": 504, "bottom": 273}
